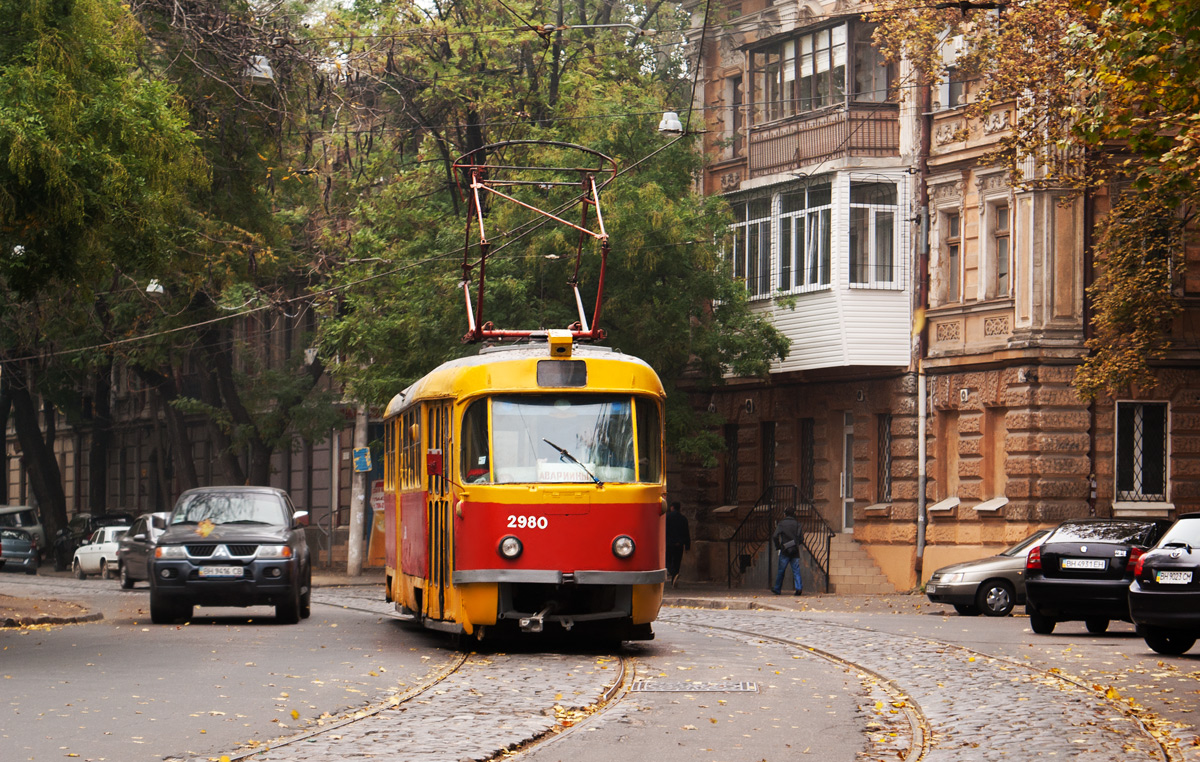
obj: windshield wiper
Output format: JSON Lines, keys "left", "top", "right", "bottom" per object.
{"left": 542, "top": 439, "right": 602, "bottom": 485}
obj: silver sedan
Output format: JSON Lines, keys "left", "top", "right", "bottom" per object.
{"left": 925, "top": 529, "right": 1051, "bottom": 616}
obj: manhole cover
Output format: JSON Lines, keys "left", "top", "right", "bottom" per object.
{"left": 630, "top": 681, "right": 759, "bottom": 693}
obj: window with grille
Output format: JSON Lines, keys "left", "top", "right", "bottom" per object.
{"left": 849, "top": 181, "right": 899, "bottom": 288}
{"left": 779, "top": 182, "right": 832, "bottom": 292}
{"left": 799, "top": 418, "right": 815, "bottom": 503}
{"left": 729, "top": 198, "right": 772, "bottom": 297}
{"left": 877, "top": 414, "right": 893, "bottom": 503}
{"left": 1116, "top": 402, "right": 1168, "bottom": 502}
{"left": 724, "top": 424, "right": 740, "bottom": 504}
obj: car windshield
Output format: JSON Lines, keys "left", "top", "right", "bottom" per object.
{"left": 486, "top": 395, "right": 636, "bottom": 484}
{"left": 171, "top": 492, "right": 286, "bottom": 526}
{"left": 0, "top": 509, "right": 37, "bottom": 528}
{"left": 0, "top": 528, "right": 29, "bottom": 541}
{"left": 999, "top": 531, "right": 1048, "bottom": 557}
{"left": 1049, "top": 521, "right": 1156, "bottom": 545}
{"left": 1157, "top": 520, "right": 1200, "bottom": 548}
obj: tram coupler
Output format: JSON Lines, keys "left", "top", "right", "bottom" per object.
{"left": 519, "top": 604, "right": 557, "bottom": 633}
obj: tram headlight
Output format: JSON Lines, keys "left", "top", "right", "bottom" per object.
{"left": 499, "top": 535, "right": 523, "bottom": 560}
{"left": 612, "top": 535, "right": 635, "bottom": 559}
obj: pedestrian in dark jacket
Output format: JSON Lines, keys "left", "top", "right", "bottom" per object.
{"left": 665, "top": 501, "right": 690, "bottom": 588}
{"left": 771, "top": 507, "right": 803, "bottom": 595}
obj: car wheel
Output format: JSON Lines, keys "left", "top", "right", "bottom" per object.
{"left": 1143, "top": 627, "right": 1196, "bottom": 656}
{"left": 300, "top": 565, "right": 312, "bottom": 620}
{"left": 953, "top": 604, "right": 980, "bottom": 616}
{"left": 99, "top": 559, "right": 111, "bottom": 580}
{"left": 73, "top": 559, "right": 87, "bottom": 580}
{"left": 1085, "top": 618, "right": 1110, "bottom": 634}
{"left": 1028, "top": 608, "right": 1056, "bottom": 635}
{"left": 119, "top": 562, "right": 135, "bottom": 590}
{"left": 276, "top": 583, "right": 302, "bottom": 624}
{"left": 977, "top": 580, "right": 1015, "bottom": 617}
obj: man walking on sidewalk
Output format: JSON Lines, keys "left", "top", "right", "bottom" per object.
{"left": 665, "top": 501, "right": 690, "bottom": 588}
{"left": 771, "top": 507, "right": 803, "bottom": 596}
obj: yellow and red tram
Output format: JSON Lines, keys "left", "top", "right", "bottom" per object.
{"left": 382, "top": 333, "right": 667, "bottom": 641}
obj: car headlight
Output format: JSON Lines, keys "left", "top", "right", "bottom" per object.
{"left": 499, "top": 536, "right": 523, "bottom": 559}
{"left": 941, "top": 572, "right": 964, "bottom": 583}
{"left": 156, "top": 546, "right": 187, "bottom": 559}
{"left": 256, "top": 545, "right": 292, "bottom": 559}
{"left": 612, "top": 535, "right": 635, "bottom": 559}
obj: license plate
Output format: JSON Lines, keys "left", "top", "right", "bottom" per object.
{"left": 1156, "top": 571, "right": 1193, "bottom": 585}
{"left": 1061, "top": 558, "right": 1107, "bottom": 570}
{"left": 198, "top": 566, "right": 243, "bottom": 578}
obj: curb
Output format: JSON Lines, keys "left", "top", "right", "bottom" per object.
{"left": 0, "top": 611, "right": 104, "bottom": 628}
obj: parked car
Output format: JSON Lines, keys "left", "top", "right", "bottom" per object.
{"left": 72, "top": 525, "right": 129, "bottom": 579}
{"left": 925, "top": 529, "right": 1052, "bottom": 616}
{"left": 116, "top": 512, "right": 170, "bottom": 589}
{"left": 55, "top": 512, "right": 136, "bottom": 570}
{"left": 1129, "top": 513, "right": 1200, "bottom": 654}
{"left": 0, "top": 528, "right": 39, "bottom": 575}
{"left": 149, "top": 486, "right": 311, "bottom": 625}
{"left": 0, "top": 505, "right": 46, "bottom": 554}
{"left": 1024, "top": 518, "right": 1172, "bottom": 635}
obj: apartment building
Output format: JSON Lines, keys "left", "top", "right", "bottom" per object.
{"left": 674, "top": 0, "right": 1200, "bottom": 591}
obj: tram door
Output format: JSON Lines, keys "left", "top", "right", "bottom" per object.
{"left": 426, "top": 402, "right": 452, "bottom": 620}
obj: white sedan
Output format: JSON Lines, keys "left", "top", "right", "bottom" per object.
{"left": 72, "top": 525, "right": 128, "bottom": 579}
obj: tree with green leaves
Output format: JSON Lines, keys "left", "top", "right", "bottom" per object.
{"left": 870, "top": 0, "right": 1200, "bottom": 399}
{"left": 0, "top": 0, "right": 204, "bottom": 540}
{"left": 311, "top": 0, "right": 788, "bottom": 461}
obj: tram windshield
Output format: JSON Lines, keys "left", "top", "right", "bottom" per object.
{"left": 463, "top": 395, "right": 652, "bottom": 484}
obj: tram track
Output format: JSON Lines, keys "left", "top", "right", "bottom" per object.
{"left": 660, "top": 610, "right": 1180, "bottom": 762}
{"left": 218, "top": 646, "right": 632, "bottom": 762}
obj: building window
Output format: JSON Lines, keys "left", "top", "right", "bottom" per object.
{"left": 724, "top": 423, "right": 740, "bottom": 505}
{"left": 799, "top": 418, "right": 815, "bottom": 504}
{"left": 779, "top": 181, "right": 832, "bottom": 291}
{"left": 993, "top": 203, "right": 1011, "bottom": 297}
{"left": 852, "top": 23, "right": 892, "bottom": 102}
{"left": 877, "top": 414, "right": 893, "bottom": 503}
{"left": 943, "top": 210, "right": 961, "bottom": 303}
{"left": 849, "top": 181, "right": 898, "bottom": 287}
{"left": 730, "top": 75, "right": 744, "bottom": 158}
{"left": 729, "top": 198, "right": 772, "bottom": 297}
{"left": 1116, "top": 402, "right": 1168, "bottom": 503}
{"left": 752, "top": 25, "right": 848, "bottom": 122}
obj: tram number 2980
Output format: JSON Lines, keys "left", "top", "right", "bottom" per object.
{"left": 507, "top": 515, "right": 549, "bottom": 529}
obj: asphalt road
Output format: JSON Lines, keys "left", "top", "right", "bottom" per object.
{"left": 3, "top": 573, "right": 1200, "bottom": 761}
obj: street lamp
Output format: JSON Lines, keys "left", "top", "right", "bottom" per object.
{"left": 658, "top": 111, "right": 684, "bottom": 135}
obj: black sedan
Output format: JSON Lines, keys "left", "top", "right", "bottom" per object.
{"left": 1024, "top": 518, "right": 1171, "bottom": 635}
{"left": 1129, "top": 513, "right": 1200, "bottom": 655}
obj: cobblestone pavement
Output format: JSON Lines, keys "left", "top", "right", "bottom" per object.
{"left": 238, "top": 650, "right": 625, "bottom": 761}
{"left": 662, "top": 608, "right": 1180, "bottom": 762}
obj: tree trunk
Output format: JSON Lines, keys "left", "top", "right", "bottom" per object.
{"left": 88, "top": 362, "right": 112, "bottom": 514}
{"left": 0, "top": 379, "right": 9, "bottom": 502}
{"left": 4, "top": 364, "right": 67, "bottom": 542}
{"left": 132, "top": 365, "right": 199, "bottom": 491}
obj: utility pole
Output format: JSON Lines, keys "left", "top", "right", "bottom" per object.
{"left": 346, "top": 402, "right": 368, "bottom": 576}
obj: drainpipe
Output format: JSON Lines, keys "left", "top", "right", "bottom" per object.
{"left": 915, "top": 79, "right": 933, "bottom": 578}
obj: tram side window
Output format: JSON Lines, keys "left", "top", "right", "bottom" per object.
{"left": 399, "top": 409, "right": 420, "bottom": 489}
{"left": 636, "top": 398, "right": 662, "bottom": 483}
{"left": 461, "top": 399, "right": 491, "bottom": 483}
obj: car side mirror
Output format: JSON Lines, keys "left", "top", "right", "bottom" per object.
{"left": 293, "top": 511, "right": 310, "bottom": 528}
{"left": 151, "top": 516, "right": 167, "bottom": 530}
{"left": 133, "top": 533, "right": 147, "bottom": 542}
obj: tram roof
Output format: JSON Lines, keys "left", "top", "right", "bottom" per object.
{"left": 384, "top": 342, "right": 663, "bottom": 418}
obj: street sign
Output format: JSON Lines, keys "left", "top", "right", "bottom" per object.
{"left": 352, "top": 447, "right": 372, "bottom": 472}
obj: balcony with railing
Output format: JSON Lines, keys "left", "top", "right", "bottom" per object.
{"left": 748, "top": 103, "right": 900, "bottom": 178}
